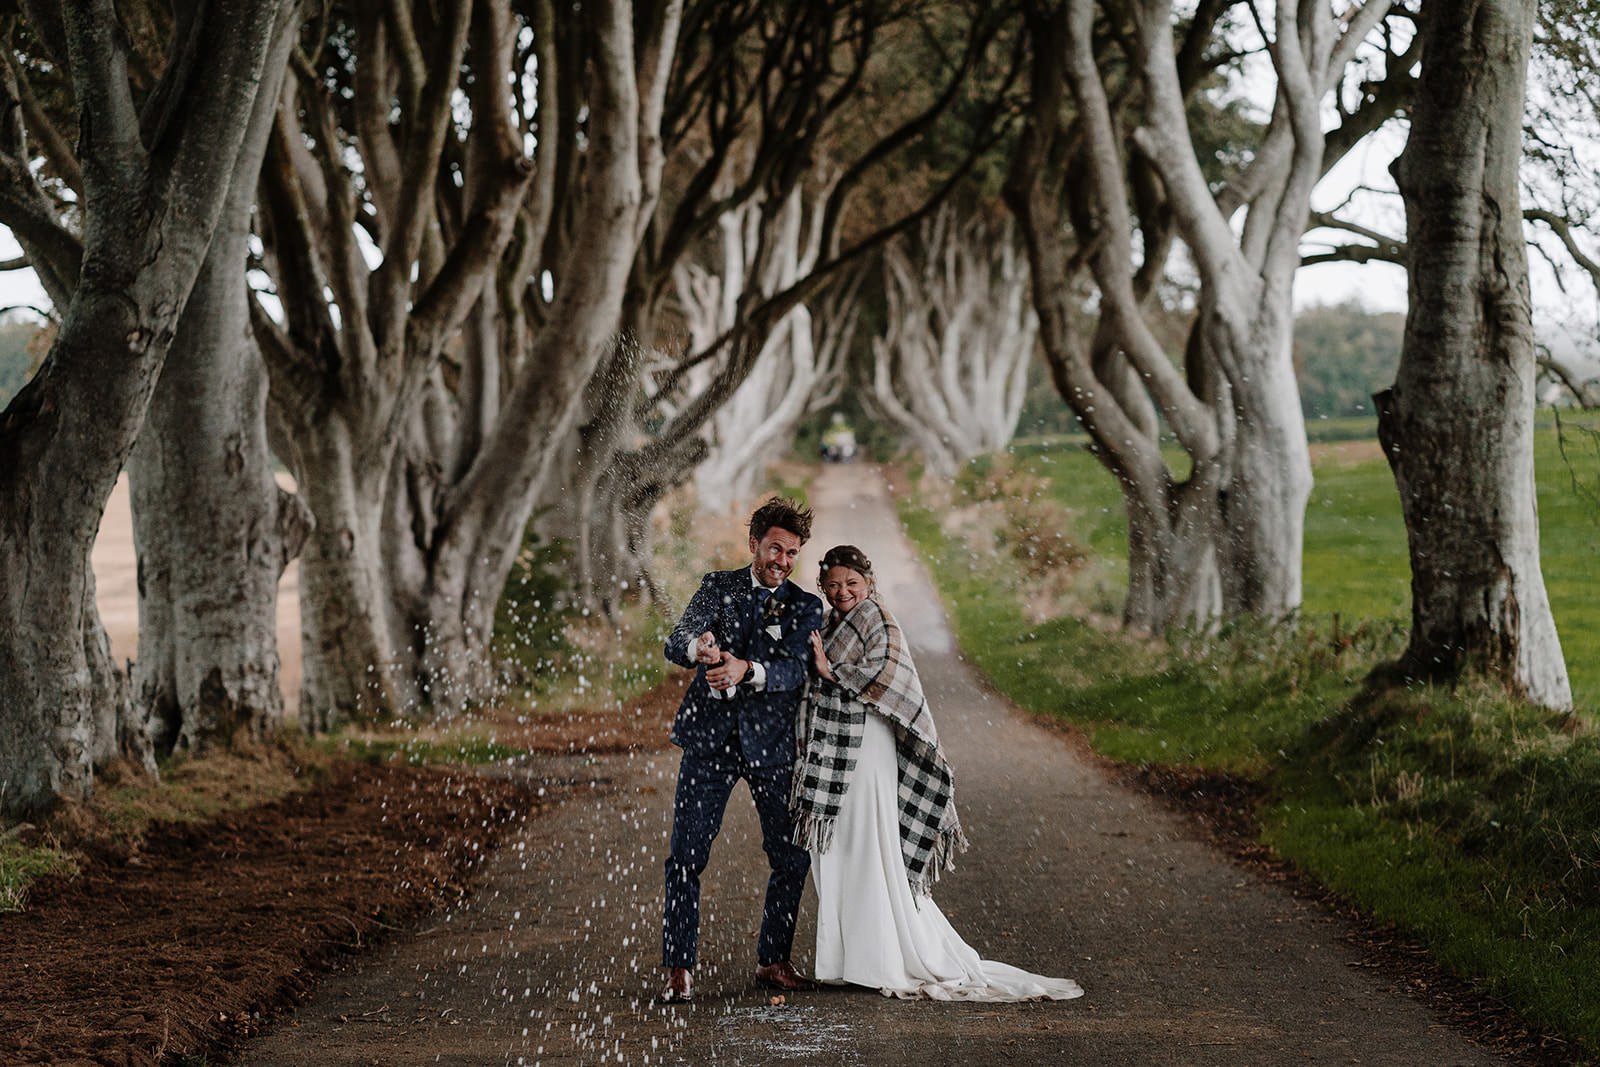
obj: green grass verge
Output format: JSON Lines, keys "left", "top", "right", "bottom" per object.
{"left": 899, "top": 427, "right": 1600, "bottom": 1053}
{"left": 1010, "top": 416, "right": 1600, "bottom": 704}
{"left": 0, "top": 839, "right": 77, "bottom": 912}
{"left": 329, "top": 735, "right": 533, "bottom": 767}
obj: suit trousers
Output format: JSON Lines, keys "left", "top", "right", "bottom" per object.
{"left": 662, "top": 733, "right": 811, "bottom": 969}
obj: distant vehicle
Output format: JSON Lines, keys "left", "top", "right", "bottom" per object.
{"left": 820, "top": 413, "right": 858, "bottom": 463}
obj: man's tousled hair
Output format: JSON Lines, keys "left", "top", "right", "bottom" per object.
{"left": 748, "top": 495, "right": 813, "bottom": 543}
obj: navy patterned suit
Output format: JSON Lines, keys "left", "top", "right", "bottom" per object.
{"left": 661, "top": 566, "right": 823, "bottom": 969}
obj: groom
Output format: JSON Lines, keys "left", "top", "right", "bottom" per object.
{"left": 660, "top": 496, "right": 823, "bottom": 1002}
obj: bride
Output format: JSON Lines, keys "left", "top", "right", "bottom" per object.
{"left": 792, "top": 544, "right": 1084, "bottom": 1002}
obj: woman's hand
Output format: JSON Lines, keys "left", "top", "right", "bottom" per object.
{"left": 809, "top": 630, "right": 834, "bottom": 681}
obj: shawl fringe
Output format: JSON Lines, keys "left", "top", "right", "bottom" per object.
{"left": 790, "top": 811, "right": 838, "bottom": 855}
{"left": 907, "top": 821, "right": 970, "bottom": 897}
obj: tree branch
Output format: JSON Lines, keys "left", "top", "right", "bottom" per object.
{"left": 1526, "top": 206, "right": 1600, "bottom": 288}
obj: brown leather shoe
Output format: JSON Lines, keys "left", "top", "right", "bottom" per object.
{"left": 662, "top": 966, "right": 693, "bottom": 1002}
{"left": 754, "top": 960, "right": 814, "bottom": 992}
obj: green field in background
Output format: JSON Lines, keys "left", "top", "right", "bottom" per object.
{"left": 1014, "top": 415, "right": 1599, "bottom": 706}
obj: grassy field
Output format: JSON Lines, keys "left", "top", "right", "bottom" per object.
{"left": 902, "top": 413, "right": 1600, "bottom": 1055}
{"left": 1014, "top": 414, "right": 1599, "bottom": 705}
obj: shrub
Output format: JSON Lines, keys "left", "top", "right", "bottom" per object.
{"left": 493, "top": 526, "right": 575, "bottom": 690}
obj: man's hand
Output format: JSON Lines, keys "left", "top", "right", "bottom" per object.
{"left": 693, "top": 630, "right": 721, "bottom": 665}
{"left": 705, "top": 652, "right": 748, "bottom": 690}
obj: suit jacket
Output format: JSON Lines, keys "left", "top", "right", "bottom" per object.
{"left": 664, "top": 566, "right": 823, "bottom": 766}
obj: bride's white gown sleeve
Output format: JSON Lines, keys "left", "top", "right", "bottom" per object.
{"left": 807, "top": 673, "right": 1083, "bottom": 1001}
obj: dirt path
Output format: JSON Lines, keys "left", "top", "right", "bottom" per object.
{"left": 240, "top": 465, "right": 1501, "bottom": 1066}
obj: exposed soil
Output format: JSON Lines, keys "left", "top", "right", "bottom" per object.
{"left": 0, "top": 674, "right": 689, "bottom": 1067}
{"left": 0, "top": 762, "right": 535, "bottom": 1066}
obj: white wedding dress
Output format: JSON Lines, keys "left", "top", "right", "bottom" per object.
{"left": 810, "top": 713, "right": 1085, "bottom": 1001}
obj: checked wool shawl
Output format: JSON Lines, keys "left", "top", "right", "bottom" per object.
{"left": 790, "top": 594, "right": 969, "bottom": 895}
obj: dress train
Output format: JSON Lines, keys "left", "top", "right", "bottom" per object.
{"left": 811, "top": 714, "right": 1084, "bottom": 1001}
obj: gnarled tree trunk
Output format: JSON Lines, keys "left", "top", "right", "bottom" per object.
{"left": 255, "top": 0, "right": 535, "bottom": 724}
{"left": 1008, "top": 0, "right": 1390, "bottom": 633}
{"left": 0, "top": 0, "right": 290, "bottom": 816}
{"left": 128, "top": 15, "right": 307, "bottom": 754}
{"left": 1200, "top": 295, "right": 1312, "bottom": 617}
{"left": 130, "top": 256, "right": 311, "bottom": 750}
{"left": 870, "top": 206, "right": 1035, "bottom": 477}
{"left": 1380, "top": 0, "right": 1571, "bottom": 709}
{"left": 384, "top": 0, "right": 682, "bottom": 707}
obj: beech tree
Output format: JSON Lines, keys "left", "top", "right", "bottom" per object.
{"left": 674, "top": 188, "right": 855, "bottom": 509}
{"left": 2, "top": 4, "right": 309, "bottom": 756}
{"left": 869, "top": 205, "right": 1036, "bottom": 476}
{"left": 252, "top": 0, "right": 528, "bottom": 724}
{"left": 1309, "top": 0, "right": 1600, "bottom": 412}
{"left": 1007, "top": 0, "right": 1401, "bottom": 631}
{"left": 0, "top": 0, "right": 292, "bottom": 815}
{"left": 1378, "top": 0, "right": 1572, "bottom": 709}
{"left": 250, "top": 0, "right": 680, "bottom": 721}
{"left": 127, "top": 13, "right": 308, "bottom": 755}
{"left": 550, "top": 0, "right": 1023, "bottom": 610}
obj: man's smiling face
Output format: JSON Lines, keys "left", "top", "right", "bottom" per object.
{"left": 750, "top": 527, "right": 803, "bottom": 588}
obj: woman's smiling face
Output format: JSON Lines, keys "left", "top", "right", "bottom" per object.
{"left": 821, "top": 565, "right": 869, "bottom": 613}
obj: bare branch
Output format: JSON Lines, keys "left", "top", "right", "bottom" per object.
{"left": 1526, "top": 207, "right": 1600, "bottom": 288}
{"left": 0, "top": 302, "right": 57, "bottom": 321}
{"left": 4, "top": 51, "right": 83, "bottom": 195}
{"left": 371, "top": 0, "right": 472, "bottom": 349}
{"left": 1540, "top": 348, "right": 1600, "bottom": 408}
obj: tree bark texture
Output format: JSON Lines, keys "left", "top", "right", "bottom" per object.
{"left": 296, "top": 415, "right": 414, "bottom": 727}
{"left": 128, "top": 8, "right": 307, "bottom": 755}
{"left": 1381, "top": 0, "right": 1572, "bottom": 709}
{"left": 0, "top": 0, "right": 290, "bottom": 816}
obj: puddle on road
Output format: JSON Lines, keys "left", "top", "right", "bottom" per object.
{"left": 712, "top": 1005, "right": 861, "bottom": 1063}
